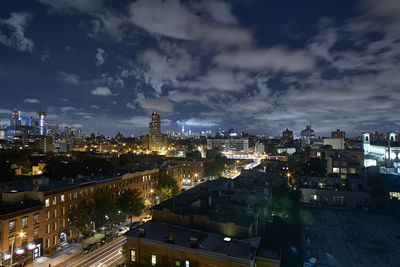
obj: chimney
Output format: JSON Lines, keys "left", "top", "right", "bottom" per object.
{"left": 189, "top": 237, "right": 199, "bottom": 248}
{"left": 139, "top": 228, "right": 145, "bottom": 237}
{"left": 165, "top": 233, "right": 175, "bottom": 244}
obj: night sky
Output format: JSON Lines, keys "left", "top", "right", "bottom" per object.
{"left": 1, "top": 0, "right": 399, "bottom": 137}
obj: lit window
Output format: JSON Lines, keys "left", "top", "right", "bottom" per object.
{"left": 53, "top": 196, "right": 57, "bottom": 205}
{"left": 22, "top": 217, "right": 28, "bottom": 228}
{"left": 130, "top": 249, "right": 136, "bottom": 262}
{"left": 45, "top": 198, "right": 50, "bottom": 207}
{"left": 175, "top": 259, "right": 181, "bottom": 267}
{"left": 151, "top": 254, "right": 157, "bottom": 266}
{"left": 33, "top": 228, "right": 39, "bottom": 238}
{"left": 33, "top": 213, "right": 40, "bottom": 224}
{"left": 74, "top": 192, "right": 77, "bottom": 199}
{"left": 9, "top": 220, "right": 16, "bottom": 232}
{"left": 61, "top": 194, "right": 65, "bottom": 202}
{"left": 185, "top": 260, "right": 190, "bottom": 267}
{"left": 332, "top": 167, "right": 340, "bottom": 173}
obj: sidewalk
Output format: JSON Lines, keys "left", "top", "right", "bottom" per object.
{"left": 27, "top": 219, "right": 141, "bottom": 267}
{"left": 27, "top": 243, "right": 81, "bottom": 267}
{"left": 27, "top": 233, "right": 105, "bottom": 267}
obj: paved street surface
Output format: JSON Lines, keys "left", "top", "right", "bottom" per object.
{"left": 55, "top": 236, "right": 126, "bottom": 267}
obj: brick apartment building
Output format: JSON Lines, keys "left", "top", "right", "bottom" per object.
{"left": 124, "top": 172, "right": 281, "bottom": 267}
{"left": 0, "top": 168, "right": 163, "bottom": 265}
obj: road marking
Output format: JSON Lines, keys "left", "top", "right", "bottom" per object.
{"left": 106, "top": 255, "right": 123, "bottom": 267}
{"left": 62, "top": 237, "right": 125, "bottom": 267}
{"left": 82, "top": 242, "right": 125, "bottom": 267}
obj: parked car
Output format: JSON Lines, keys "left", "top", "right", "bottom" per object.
{"left": 130, "top": 221, "right": 142, "bottom": 229}
{"left": 117, "top": 226, "right": 130, "bottom": 236}
{"left": 82, "top": 242, "right": 98, "bottom": 253}
{"left": 142, "top": 214, "right": 152, "bottom": 223}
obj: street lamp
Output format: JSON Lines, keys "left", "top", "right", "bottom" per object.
{"left": 104, "top": 215, "right": 109, "bottom": 236}
{"left": 10, "top": 232, "right": 24, "bottom": 267}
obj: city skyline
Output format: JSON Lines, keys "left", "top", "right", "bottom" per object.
{"left": 1, "top": 0, "right": 400, "bottom": 136}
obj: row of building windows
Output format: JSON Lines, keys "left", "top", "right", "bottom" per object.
{"left": 44, "top": 175, "right": 157, "bottom": 208}
{"left": 9, "top": 214, "right": 40, "bottom": 232}
{"left": 130, "top": 249, "right": 194, "bottom": 267}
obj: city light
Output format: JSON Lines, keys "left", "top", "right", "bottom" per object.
{"left": 0, "top": 1, "right": 398, "bottom": 266}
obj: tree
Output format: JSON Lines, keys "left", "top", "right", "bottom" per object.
{"left": 93, "top": 189, "right": 119, "bottom": 234}
{"left": 155, "top": 175, "right": 180, "bottom": 202}
{"left": 68, "top": 200, "right": 93, "bottom": 240}
{"left": 205, "top": 153, "right": 229, "bottom": 177}
{"left": 117, "top": 189, "right": 145, "bottom": 225}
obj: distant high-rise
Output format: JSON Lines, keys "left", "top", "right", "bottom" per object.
{"left": 282, "top": 128, "right": 294, "bottom": 145}
{"left": 331, "top": 129, "right": 345, "bottom": 139}
{"left": 10, "top": 108, "right": 19, "bottom": 126}
{"left": 301, "top": 125, "right": 315, "bottom": 148}
{"left": 149, "top": 112, "right": 162, "bottom": 151}
{"left": 39, "top": 111, "right": 47, "bottom": 136}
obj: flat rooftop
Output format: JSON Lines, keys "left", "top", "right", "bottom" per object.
{"left": 302, "top": 207, "right": 400, "bottom": 266}
{"left": 125, "top": 221, "right": 261, "bottom": 260}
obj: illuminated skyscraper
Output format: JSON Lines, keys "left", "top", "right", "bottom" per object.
{"left": 39, "top": 111, "right": 46, "bottom": 136}
{"left": 10, "top": 108, "right": 19, "bottom": 126}
{"left": 149, "top": 112, "right": 161, "bottom": 151}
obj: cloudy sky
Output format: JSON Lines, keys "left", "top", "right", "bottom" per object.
{"left": 0, "top": 0, "right": 399, "bottom": 137}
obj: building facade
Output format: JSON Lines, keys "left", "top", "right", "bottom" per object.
{"left": 301, "top": 125, "right": 315, "bottom": 148}
{"left": 207, "top": 139, "right": 249, "bottom": 155}
{"left": 149, "top": 112, "right": 162, "bottom": 152}
{"left": 0, "top": 169, "right": 161, "bottom": 264}
{"left": 363, "top": 132, "right": 400, "bottom": 172}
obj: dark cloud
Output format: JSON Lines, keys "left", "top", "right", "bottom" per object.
{"left": 0, "top": 0, "right": 398, "bottom": 136}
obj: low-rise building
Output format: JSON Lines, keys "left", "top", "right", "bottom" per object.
{"left": 124, "top": 171, "right": 281, "bottom": 267}
{"left": 0, "top": 169, "right": 160, "bottom": 262}
{"left": 300, "top": 174, "right": 371, "bottom": 209}
{"left": 124, "top": 221, "right": 279, "bottom": 267}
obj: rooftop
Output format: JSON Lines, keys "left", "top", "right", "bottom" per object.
{"left": 152, "top": 175, "right": 270, "bottom": 227}
{"left": 125, "top": 221, "right": 261, "bottom": 260}
{"left": 303, "top": 207, "right": 400, "bottom": 266}
{"left": 0, "top": 199, "right": 42, "bottom": 219}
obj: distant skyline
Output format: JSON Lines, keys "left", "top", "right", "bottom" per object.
{"left": 1, "top": 0, "right": 400, "bottom": 136}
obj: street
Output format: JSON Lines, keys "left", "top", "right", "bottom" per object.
{"left": 55, "top": 236, "right": 125, "bottom": 267}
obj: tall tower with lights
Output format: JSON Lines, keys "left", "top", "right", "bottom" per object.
{"left": 39, "top": 111, "right": 47, "bottom": 136}
{"left": 149, "top": 112, "right": 161, "bottom": 151}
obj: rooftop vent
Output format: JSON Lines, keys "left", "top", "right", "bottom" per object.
{"left": 223, "top": 237, "right": 231, "bottom": 242}
{"left": 165, "top": 233, "right": 175, "bottom": 244}
{"left": 139, "top": 228, "right": 145, "bottom": 237}
{"left": 189, "top": 237, "right": 199, "bottom": 248}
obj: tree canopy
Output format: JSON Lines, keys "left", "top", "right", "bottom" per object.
{"left": 117, "top": 189, "right": 145, "bottom": 224}
{"left": 68, "top": 200, "right": 93, "bottom": 239}
{"left": 155, "top": 175, "right": 180, "bottom": 202}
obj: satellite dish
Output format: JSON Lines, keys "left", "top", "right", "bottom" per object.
{"left": 309, "top": 257, "right": 317, "bottom": 264}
